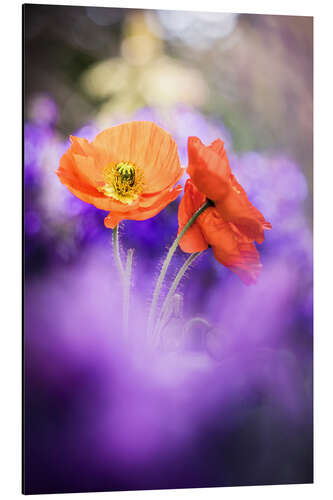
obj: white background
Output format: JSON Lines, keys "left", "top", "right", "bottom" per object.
{"left": 1, "top": 0, "right": 332, "bottom": 498}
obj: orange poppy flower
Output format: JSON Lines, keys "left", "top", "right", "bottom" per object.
{"left": 178, "top": 137, "right": 271, "bottom": 285}
{"left": 56, "top": 121, "right": 184, "bottom": 228}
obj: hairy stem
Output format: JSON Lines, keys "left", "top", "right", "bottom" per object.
{"left": 112, "top": 225, "right": 124, "bottom": 279}
{"left": 147, "top": 200, "right": 211, "bottom": 339}
{"left": 112, "top": 225, "right": 131, "bottom": 338}
{"left": 123, "top": 249, "right": 134, "bottom": 339}
{"left": 154, "top": 252, "right": 202, "bottom": 342}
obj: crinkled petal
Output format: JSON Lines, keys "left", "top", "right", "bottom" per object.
{"left": 57, "top": 122, "right": 184, "bottom": 221}
{"left": 104, "top": 185, "right": 182, "bottom": 228}
{"left": 57, "top": 151, "right": 137, "bottom": 212}
{"left": 93, "top": 121, "right": 182, "bottom": 193}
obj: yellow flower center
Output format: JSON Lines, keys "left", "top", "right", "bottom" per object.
{"left": 97, "top": 162, "right": 144, "bottom": 204}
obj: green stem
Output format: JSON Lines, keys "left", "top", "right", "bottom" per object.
{"left": 147, "top": 200, "right": 212, "bottom": 339}
{"left": 154, "top": 251, "right": 202, "bottom": 341}
{"left": 112, "top": 225, "right": 124, "bottom": 279}
{"left": 123, "top": 249, "right": 134, "bottom": 339}
{"left": 113, "top": 225, "right": 131, "bottom": 338}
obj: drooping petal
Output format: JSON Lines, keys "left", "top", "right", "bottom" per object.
{"left": 198, "top": 209, "right": 262, "bottom": 285}
{"left": 214, "top": 188, "right": 271, "bottom": 243}
{"left": 207, "top": 137, "right": 271, "bottom": 243}
{"left": 187, "top": 136, "right": 230, "bottom": 200}
{"left": 227, "top": 240, "right": 262, "bottom": 286}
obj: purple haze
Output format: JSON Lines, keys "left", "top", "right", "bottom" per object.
{"left": 24, "top": 96, "right": 313, "bottom": 493}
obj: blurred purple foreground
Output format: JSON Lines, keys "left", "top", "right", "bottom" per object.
{"left": 24, "top": 96, "right": 313, "bottom": 494}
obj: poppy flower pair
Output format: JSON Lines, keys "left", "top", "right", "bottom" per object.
{"left": 56, "top": 121, "right": 271, "bottom": 284}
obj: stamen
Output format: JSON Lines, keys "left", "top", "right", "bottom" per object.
{"left": 97, "top": 161, "right": 144, "bottom": 204}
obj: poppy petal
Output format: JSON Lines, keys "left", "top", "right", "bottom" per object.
{"left": 187, "top": 136, "right": 230, "bottom": 200}
{"left": 130, "top": 188, "right": 181, "bottom": 221}
{"left": 198, "top": 209, "right": 262, "bottom": 285}
{"left": 215, "top": 190, "right": 269, "bottom": 243}
{"left": 57, "top": 152, "right": 138, "bottom": 212}
{"left": 93, "top": 121, "right": 182, "bottom": 193}
{"left": 104, "top": 184, "right": 182, "bottom": 229}
{"left": 206, "top": 138, "right": 271, "bottom": 242}
{"left": 104, "top": 212, "right": 124, "bottom": 229}
{"left": 57, "top": 122, "right": 184, "bottom": 227}
{"left": 178, "top": 180, "right": 208, "bottom": 253}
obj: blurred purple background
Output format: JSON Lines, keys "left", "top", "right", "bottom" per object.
{"left": 23, "top": 5, "right": 313, "bottom": 495}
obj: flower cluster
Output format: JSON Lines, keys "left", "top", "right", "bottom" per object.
{"left": 57, "top": 121, "right": 271, "bottom": 285}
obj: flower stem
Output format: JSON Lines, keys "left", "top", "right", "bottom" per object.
{"left": 147, "top": 200, "right": 211, "bottom": 339}
{"left": 113, "top": 225, "right": 131, "bottom": 338}
{"left": 154, "top": 251, "right": 202, "bottom": 342}
{"left": 112, "top": 225, "right": 124, "bottom": 279}
{"left": 123, "top": 249, "right": 134, "bottom": 339}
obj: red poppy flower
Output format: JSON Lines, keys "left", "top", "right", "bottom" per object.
{"left": 56, "top": 121, "right": 184, "bottom": 228}
{"left": 187, "top": 136, "right": 271, "bottom": 243}
{"left": 178, "top": 137, "right": 271, "bottom": 285}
